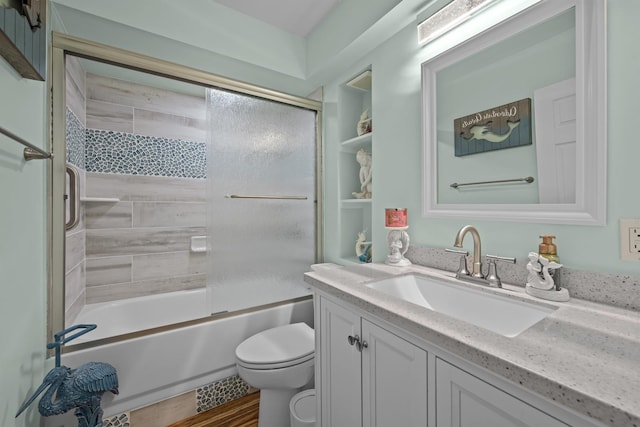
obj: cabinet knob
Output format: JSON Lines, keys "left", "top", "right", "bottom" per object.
{"left": 347, "top": 334, "right": 359, "bottom": 346}
{"left": 356, "top": 340, "right": 368, "bottom": 352}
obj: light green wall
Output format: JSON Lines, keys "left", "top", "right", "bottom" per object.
{"left": 52, "top": 0, "right": 307, "bottom": 79}
{"left": 323, "top": 0, "right": 640, "bottom": 276}
{"left": 50, "top": 2, "right": 314, "bottom": 97}
{"left": 0, "top": 58, "right": 48, "bottom": 426}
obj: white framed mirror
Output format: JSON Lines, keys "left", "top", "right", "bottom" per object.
{"left": 421, "top": 0, "right": 606, "bottom": 225}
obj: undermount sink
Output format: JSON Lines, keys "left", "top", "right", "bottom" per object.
{"left": 366, "top": 274, "right": 556, "bottom": 337}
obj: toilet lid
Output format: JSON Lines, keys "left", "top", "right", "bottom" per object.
{"left": 236, "top": 323, "right": 314, "bottom": 366}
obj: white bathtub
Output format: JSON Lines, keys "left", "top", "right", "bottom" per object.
{"left": 72, "top": 288, "right": 212, "bottom": 343}
{"left": 44, "top": 291, "right": 313, "bottom": 425}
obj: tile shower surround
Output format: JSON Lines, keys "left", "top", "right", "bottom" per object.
{"left": 64, "top": 70, "right": 210, "bottom": 304}
{"left": 66, "top": 105, "right": 209, "bottom": 305}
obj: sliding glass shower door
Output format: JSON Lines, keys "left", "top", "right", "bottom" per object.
{"left": 206, "top": 88, "right": 319, "bottom": 314}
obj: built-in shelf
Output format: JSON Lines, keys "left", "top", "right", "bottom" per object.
{"left": 80, "top": 197, "right": 120, "bottom": 203}
{"left": 341, "top": 133, "right": 373, "bottom": 152}
{"left": 346, "top": 70, "right": 372, "bottom": 91}
{"left": 341, "top": 198, "right": 372, "bottom": 205}
{"left": 337, "top": 67, "right": 373, "bottom": 264}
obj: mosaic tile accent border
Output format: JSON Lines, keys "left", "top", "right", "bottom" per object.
{"left": 66, "top": 107, "right": 86, "bottom": 169}
{"left": 103, "top": 412, "right": 130, "bottom": 427}
{"left": 196, "top": 374, "right": 251, "bottom": 413}
{"left": 85, "top": 129, "right": 206, "bottom": 179}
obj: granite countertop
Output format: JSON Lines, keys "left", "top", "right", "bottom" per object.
{"left": 304, "top": 262, "right": 640, "bottom": 427}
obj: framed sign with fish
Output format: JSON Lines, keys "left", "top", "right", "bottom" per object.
{"left": 454, "top": 98, "right": 532, "bottom": 157}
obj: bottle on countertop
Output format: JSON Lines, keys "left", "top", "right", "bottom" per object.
{"left": 538, "top": 235, "right": 559, "bottom": 263}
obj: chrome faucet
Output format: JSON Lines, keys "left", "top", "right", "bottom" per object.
{"left": 447, "top": 225, "right": 516, "bottom": 288}
{"left": 453, "top": 225, "right": 483, "bottom": 278}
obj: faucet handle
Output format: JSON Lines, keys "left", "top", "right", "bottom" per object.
{"left": 484, "top": 255, "right": 516, "bottom": 288}
{"left": 445, "top": 248, "right": 470, "bottom": 278}
{"left": 485, "top": 254, "right": 516, "bottom": 264}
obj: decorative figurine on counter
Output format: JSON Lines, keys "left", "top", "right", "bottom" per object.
{"left": 525, "top": 252, "right": 570, "bottom": 302}
{"left": 384, "top": 208, "right": 411, "bottom": 267}
{"left": 15, "top": 325, "right": 119, "bottom": 427}
{"left": 355, "top": 230, "right": 372, "bottom": 263}
{"left": 357, "top": 110, "right": 372, "bottom": 136}
{"left": 352, "top": 148, "right": 372, "bottom": 199}
{"left": 385, "top": 228, "right": 411, "bottom": 267}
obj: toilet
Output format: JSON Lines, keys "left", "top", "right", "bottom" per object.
{"left": 235, "top": 322, "right": 315, "bottom": 427}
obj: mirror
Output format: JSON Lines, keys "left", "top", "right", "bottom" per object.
{"left": 421, "top": 0, "right": 606, "bottom": 225}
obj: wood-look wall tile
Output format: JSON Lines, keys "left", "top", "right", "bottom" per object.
{"left": 132, "top": 202, "right": 205, "bottom": 228}
{"left": 87, "top": 74, "right": 206, "bottom": 120}
{"left": 86, "top": 226, "right": 206, "bottom": 257}
{"left": 130, "top": 391, "right": 196, "bottom": 427}
{"left": 86, "top": 274, "right": 206, "bottom": 303}
{"left": 86, "top": 173, "right": 206, "bottom": 202}
{"left": 86, "top": 99, "right": 134, "bottom": 133}
{"left": 65, "top": 55, "right": 85, "bottom": 125}
{"left": 134, "top": 108, "right": 207, "bottom": 142}
{"left": 65, "top": 288, "right": 85, "bottom": 328}
{"left": 65, "top": 229, "right": 85, "bottom": 273}
{"left": 85, "top": 255, "right": 132, "bottom": 286}
{"left": 65, "top": 262, "right": 85, "bottom": 326}
{"left": 85, "top": 201, "right": 132, "bottom": 230}
{"left": 132, "top": 251, "right": 207, "bottom": 281}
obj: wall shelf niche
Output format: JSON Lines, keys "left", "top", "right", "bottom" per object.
{"left": 337, "top": 68, "right": 373, "bottom": 264}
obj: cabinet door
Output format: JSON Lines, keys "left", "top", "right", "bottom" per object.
{"left": 319, "top": 297, "right": 362, "bottom": 427}
{"left": 436, "top": 358, "right": 568, "bottom": 427}
{"left": 362, "top": 319, "right": 428, "bottom": 427}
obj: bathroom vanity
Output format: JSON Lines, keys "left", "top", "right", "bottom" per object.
{"left": 304, "top": 263, "right": 639, "bottom": 427}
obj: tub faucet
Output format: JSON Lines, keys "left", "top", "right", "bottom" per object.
{"left": 453, "top": 225, "right": 483, "bottom": 278}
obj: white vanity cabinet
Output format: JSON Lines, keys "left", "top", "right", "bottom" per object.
{"left": 317, "top": 296, "right": 428, "bottom": 427}
{"left": 436, "top": 358, "right": 568, "bottom": 427}
{"left": 315, "top": 292, "right": 605, "bottom": 427}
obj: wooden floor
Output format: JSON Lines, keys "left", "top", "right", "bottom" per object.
{"left": 168, "top": 392, "right": 260, "bottom": 427}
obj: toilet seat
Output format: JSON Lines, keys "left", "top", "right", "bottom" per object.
{"left": 236, "top": 323, "right": 314, "bottom": 370}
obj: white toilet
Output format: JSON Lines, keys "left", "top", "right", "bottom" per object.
{"left": 235, "top": 322, "right": 315, "bottom": 427}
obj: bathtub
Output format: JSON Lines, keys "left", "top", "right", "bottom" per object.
{"left": 71, "top": 288, "right": 213, "bottom": 343}
{"left": 43, "top": 290, "right": 313, "bottom": 425}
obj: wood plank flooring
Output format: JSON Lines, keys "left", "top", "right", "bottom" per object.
{"left": 167, "top": 392, "right": 260, "bottom": 427}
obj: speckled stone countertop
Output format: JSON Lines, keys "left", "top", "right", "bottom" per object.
{"left": 304, "top": 262, "right": 640, "bottom": 427}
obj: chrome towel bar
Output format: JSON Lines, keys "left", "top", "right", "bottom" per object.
{"left": 0, "top": 125, "right": 52, "bottom": 160}
{"left": 450, "top": 176, "right": 534, "bottom": 189}
{"left": 225, "top": 194, "right": 308, "bottom": 200}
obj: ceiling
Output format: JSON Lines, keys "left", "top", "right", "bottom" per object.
{"left": 213, "top": 0, "right": 342, "bottom": 37}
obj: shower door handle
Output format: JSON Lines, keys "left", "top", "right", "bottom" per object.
{"left": 66, "top": 165, "right": 80, "bottom": 231}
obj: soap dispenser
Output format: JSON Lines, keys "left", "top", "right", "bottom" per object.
{"left": 538, "top": 235, "right": 559, "bottom": 263}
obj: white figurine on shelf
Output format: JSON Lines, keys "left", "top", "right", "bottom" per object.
{"left": 357, "top": 110, "right": 372, "bottom": 136}
{"left": 525, "top": 252, "right": 569, "bottom": 301}
{"left": 352, "top": 148, "right": 372, "bottom": 199}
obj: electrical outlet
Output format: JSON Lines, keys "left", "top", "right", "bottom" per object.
{"left": 631, "top": 228, "right": 640, "bottom": 253}
{"left": 620, "top": 219, "right": 640, "bottom": 261}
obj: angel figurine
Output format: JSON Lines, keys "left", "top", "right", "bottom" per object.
{"left": 352, "top": 148, "right": 372, "bottom": 199}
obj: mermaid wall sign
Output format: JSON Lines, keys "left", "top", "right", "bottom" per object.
{"left": 453, "top": 98, "right": 532, "bottom": 157}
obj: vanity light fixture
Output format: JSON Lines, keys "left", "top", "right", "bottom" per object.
{"left": 417, "top": 0, "right": 498, "bottom": 45}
